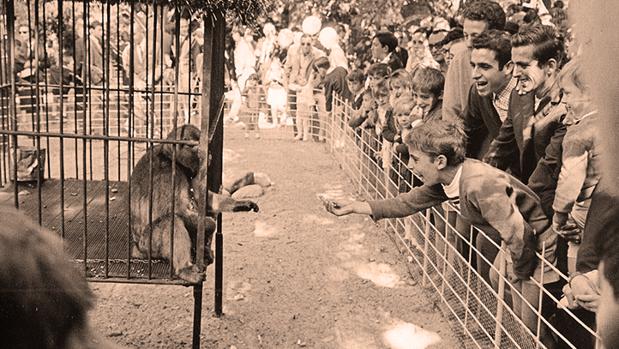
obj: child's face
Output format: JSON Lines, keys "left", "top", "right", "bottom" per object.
{"left": 390, "top": 81, "right": 411, "bottom": 100}
{"left": 246, "top": 78, "right": 258, "bottom": 87}
{"left": 347, "top": 80, "right": 363, "bottom": 94}
{"left": 369, "top": 74, "right": 385, "bottom": 91}
{"left": 395, "top": 110, "right": 413, "bottom": 129}
{"left": 561, "top": 79, "right": 593, "bottom": 118}
{"left": 376, "top": 92, "right": 390, "bottom": 107}
{"left": 407, "top": 147, "right": 443, "bottom": 186}
{"left": 413, "top": 89, "right": 438, "bottom": 114}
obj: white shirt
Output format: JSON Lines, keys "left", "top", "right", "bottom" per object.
{"left": 441, "top": 165, "right": 463, "bottom": 208}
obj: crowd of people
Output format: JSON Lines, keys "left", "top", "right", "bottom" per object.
{"left": 224, "top": 0, "right": 613, "bottom": 348}
{"left": 4, "top": 0, "right": 619, "bottom": 348}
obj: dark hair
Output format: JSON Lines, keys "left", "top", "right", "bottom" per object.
{"left": 347, "top": 69, "right": 366, "bottom": 84}
{"left": 0, "top": 206, "right": 93, "bottom": 349}
{"left": 553, "top": 0, "right": 565, "bottom": 9}
{"left": 406, "top": 119, "right": 466, "bottom": 166}
{"left": 472, "top": 29, "right": 512, "bottom": 69}
{"left": 512, "top": 25, "right": 565, "bottom": 67}
{"left": 412, "top": 67, "right": 445, "bottom": 97}
{"left": 373, "top": 31, "right": 398, "bottom": 53}
{"left": 462, "top": 0, "right": 506, "bottom": 31}
{"left": 313, "top": 56, "right": 330, "bottom": 70}
{"left": 367, "top": 63, "right": 391, "bottom": 78}
{"left": 439, "top": 27, "right": 464, "bottom": 46}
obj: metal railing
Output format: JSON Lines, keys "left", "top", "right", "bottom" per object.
{"left": 326, "top": 92, "right": 601, "bottom": 349}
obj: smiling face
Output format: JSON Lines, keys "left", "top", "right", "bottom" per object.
{"left": 407, "top": 148, "right": 442, "bottom": 185}
{"left": 463, "top": 19, "right": 488, "bottom": 49}
{"left": 471, "top": 48, "right": 511, "bottom": 97}
{"left": 413, "top": 89, "right": 437, "bottom": 114}
{"left": 512, "top": 44, "right": 550, "bottom": 96}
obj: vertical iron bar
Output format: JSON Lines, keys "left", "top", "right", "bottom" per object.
{"left": 214, "top": 212, "right": 223, "bottom": 316}
{"left": 147, "top": 1, "right": 159, "bottom": 280}
{"left": 126, "top": 2, "right": 135, "bottom": 279}
{"left": 82, "top": 0, "right": 89, "bottom": 276}
{"left": 209, "top": 10, "right": 226, "bottom": 319}
{"left": 6, "top": 0, "right": 18, "bottom": 208}
{"left": 71, "top": 0, "right": 78, "bottom": 179}
{"left": 26, "top": 0, "right": 35, "bottom": 141}
{"left": 58, "top": 0, "right": 65, "bottom": 240}
{"left": 169, "top": 6, "right": 181, "bottom": 279}
{"left": 0, "top": 7, "right": 7, "bottom": 186}
{"left": 192, "top": 283, "right": 203, "bottom": 349}
{"left": 158, "top": 7, "right": 163, "bottom": 138}
{"left": 104, "top": 0, "right": 112, "bottom": 278}
{"left": 41, "top": 0, "right": 50, "bottom": 179}
{"left": 33, "top": 0, "right": 42, "bottom": 225}
{"left": 116, "top": 2, "right": 121, "bottom": 182}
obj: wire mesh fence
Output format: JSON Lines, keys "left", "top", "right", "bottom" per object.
{"left": 326, "top": 92, "right": 601, "bottom": 349}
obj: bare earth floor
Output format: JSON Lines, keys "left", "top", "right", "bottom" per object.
{"left": 89, "top": 130, "right": 460, "bottom": 349}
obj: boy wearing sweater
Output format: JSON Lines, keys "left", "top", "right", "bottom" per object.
{"left": 325, "top": 119, "right": 558, "bottom": 339}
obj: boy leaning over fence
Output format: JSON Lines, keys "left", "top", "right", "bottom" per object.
{"left": 324, "top": 119, "right": 559, "bottom": 339}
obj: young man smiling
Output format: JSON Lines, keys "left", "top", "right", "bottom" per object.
{"left": 442, "top": 0, "right": 506, "bottom": 121}
{"left": 484, "top": 24, "right": 567, "bottom": 218}
{"left": 463, "top": 29, "right": 517, "bottom": 160}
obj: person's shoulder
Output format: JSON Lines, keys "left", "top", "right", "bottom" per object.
{"left": 461, "top": 159, "right": 508, "bottom": 186}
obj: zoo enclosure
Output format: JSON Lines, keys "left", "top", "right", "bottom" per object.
{"left": 0, "top": 0, "right": 234, "bottom": 348}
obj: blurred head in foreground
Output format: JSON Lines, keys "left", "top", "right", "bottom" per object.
{"left": 0, "top": 205, "right": 121, "bottom": 349}
{"left": 571, "top": 2, "right": 619, "bottom": 348}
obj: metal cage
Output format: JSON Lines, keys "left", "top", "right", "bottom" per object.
{"left": 0, "top": 0, "right": 227, "bottom": 347}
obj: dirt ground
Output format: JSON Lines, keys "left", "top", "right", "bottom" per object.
{"left": 89, "top": 128, "right": 460, "bottom": 349}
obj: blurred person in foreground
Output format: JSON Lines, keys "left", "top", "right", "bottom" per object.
{"left": 570, "top": 2, "right": 619, "bottom": 349}
{"left": 0, "top": 205, "right": 126, "bottom": 349}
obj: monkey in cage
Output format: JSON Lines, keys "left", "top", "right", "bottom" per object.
{"left": 129, "top": 125, "right": 259, "bottom": 283}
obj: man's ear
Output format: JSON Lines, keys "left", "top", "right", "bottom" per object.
{"left": 434, "top": 154, "right": 448, "bottom": 170}
{"left": 545, "top": 58, "right": 558, "bottom": 76}
{"left": 502, "top": 60, "right": 514, "bottom": 76}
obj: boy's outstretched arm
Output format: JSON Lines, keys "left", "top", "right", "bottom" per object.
{"left": 325, "top": 200, "right": 372, "bottom": 216}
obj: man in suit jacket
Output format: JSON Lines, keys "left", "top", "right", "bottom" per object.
{"left": 442, "top": 0, "right": 506, "bottom": 121}
{"left": 463, "top": 29, "right": 517, "bottom": 160}
{"left": 370, "top": 32, "right": 403, "bottom": 72}
{"left": 484, "top": 25, "right": 567, "bottom": 218}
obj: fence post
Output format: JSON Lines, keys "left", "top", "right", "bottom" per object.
{"left": 535, "top": 241, "right": 547, "bottom": 349}
{"left": 494, "top": 242, "right": 507, "bottom": 348}
{"left": 422, "top": 208, "right": 431, "bottom": 287}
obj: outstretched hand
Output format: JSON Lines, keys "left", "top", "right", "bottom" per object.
{"left": 324, "top": 199, "right": 354, "bottom": 216}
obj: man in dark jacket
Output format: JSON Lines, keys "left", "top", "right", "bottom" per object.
{"left": 370, "top": 32, "right": 403, "bottom": 72}
{"left": 463, "top": 30, "right": 517, "bottom": 160}
{"left": 484, "top": 25, "right": 567, "bottom": 218}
